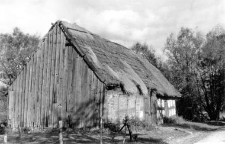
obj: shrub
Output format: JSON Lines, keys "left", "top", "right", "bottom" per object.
{"left": 128, "top": 117, "right": 154, "bottom": 131}
{"left": 104, "top": 121, "right": 120, "bottom": 133}
{"left": 104, "top": 116, "right": 155, "bottom": 134}
{"left": 0, "top": 120, "right": 7, "bottom": 134}
{"left": 163, "top": 116, "right": 185, "bottom": 124}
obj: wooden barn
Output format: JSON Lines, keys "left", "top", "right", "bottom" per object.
{"left": 8, "top": 21, "right": 180, "bottom": 129}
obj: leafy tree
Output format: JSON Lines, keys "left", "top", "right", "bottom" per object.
{"left": 0, "top": 27, "right": 40, "bottom": 84}
{"left": 196, "top": 28, "right": 225, "bottom": 120}
{"left": 165, "top": 26, "right": 225, "bottom": 121}
{"left": 131, "top": 42, "right": 158, "bottom": 67}
{"left": 164, "top": 28, "right": 204, "bottom": 120}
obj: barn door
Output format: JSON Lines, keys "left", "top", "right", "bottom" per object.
{"left": 150, "top": 92, "right": 157, "bottom": 124}
{"left": 8, "top": 90, "right": 14, "bottom": 128}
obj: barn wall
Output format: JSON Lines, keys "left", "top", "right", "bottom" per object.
{"left": 104, "top": 89, "right": 178, "bottom": 125}
{"left": 8, "top": 24, "right": 105, "bottom": 129}
{"left": 155, "top": 99, "right": 177, "bottom": 124}
{"left": 164, "top": 100, "right": 176, "bottom": 117}
{"left": 105, "top": 90, "right": 144, "bottom": 123}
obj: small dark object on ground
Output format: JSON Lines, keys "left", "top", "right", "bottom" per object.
{"left": 0, "top": 121, "right": 7, "bottom": 134}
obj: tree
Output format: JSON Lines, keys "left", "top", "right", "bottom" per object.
{"left": 164, "top": 28, "right": 204, "bottom": 120}
{"left": 0, "top": 27, "right": 40, "bottom": 84}
{"left": 131, "top": 42, "right": 158, "bottom": 67}
{"left": 165, "top": 26, "right": 225, "bottom": 121}
{"left": 196, "top": 28, "right": 225, "bottom": 120}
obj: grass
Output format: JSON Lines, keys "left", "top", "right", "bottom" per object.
{"left": 163, "top": 116, "right": 223, "bottom": 131}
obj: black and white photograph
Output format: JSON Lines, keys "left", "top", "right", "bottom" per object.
{"left": 0, "top": 0, "right": 224, "bottom": 143}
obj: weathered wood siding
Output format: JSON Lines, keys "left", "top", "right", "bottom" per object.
{"left": 8, "top": 24, "right": 105, "bottom": 129}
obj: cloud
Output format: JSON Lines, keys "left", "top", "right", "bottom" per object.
{"left": 67, "top": 8, "right": 160, "bottom": 49}
{"left": 0, "top": 0, "right": 56, "bottom": 35}
{"left": 0, "top": 0, "right": 224, "bottom": 56}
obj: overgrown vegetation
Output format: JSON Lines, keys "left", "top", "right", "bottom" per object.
{"left": 164, "top": 26, "right": 225, "bottom": 121}
{"left": 131, "top": 25, "right": 225, "bottom": 122}
{"left": 163, "top": 116, "right": 185, "bottom": 124}
{"left": 0, "top": 27, "right": 40, "bottom": 84}
{"left": 0, "top": 28, "right": 40, "bottom": 130}
{"left": 104, "top": 116, "right": 155, "bottom": 134}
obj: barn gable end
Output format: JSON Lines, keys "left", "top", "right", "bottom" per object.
{"left": 8, "top": 23, "right": 105, "bottom": 129}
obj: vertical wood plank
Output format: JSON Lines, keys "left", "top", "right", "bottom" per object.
{"left": 24, "top": 63, "right": 29, "bottom": 127}
{"left": 72, "top": 49, "right": 80, "bottom": 126}
{"left": 36, "top": 49, "right": 42, "bottom": 127}
{"left": 46, "top": 31, "right": 52, "bottom": 127}
{"left": 44, "top": 34, "right": 49, "bottom": 127}
{"left": 21, "top": 66, "right": 26, "bottom": 127}
{"left": 49, "top": 26, "right": 57, "bottom": 127}
{"left": 13, "top": 79, "right": 17, "bottom": 128}
{"left": 16, "top": 74, "right": 20, "bottom": 127}
{"left": 8, "top": 91, "right": 14, "bottom": 128}
{"left": 79, "top": 58, "right": 86, "bottom": 128}
{"left": 93, "top": 73, "right": 98, "bottom": 127}
{"left": 28, "top": 58, "right": 33, "bottom": 127}
{"left": 14, "top": 79, "right": 17, "bottom": 128}
{"left": 18, "top": 72, "right": 22, "bottom": 127}
{"left": 29, "top": 56, "right": 34, "bottom": 127}
{"left": 90, "top": 71, "right": 95, "bottom": 126}
{"left": 75, "top": 54, "right": 82, "bottom": 128}
{"left": 42, "top": 36, "right": 48, "bottom": 127}
{"left": 62, "top": 32, "right": 68, "bottom": 121}
{"left": 82, "top": 63, "right": 88, "bottom": 127}
{"left": 33, "top": 51, "right": 39, "bottom": 128}
{"left": 58, "top": 28, "right": 64, "bottom": 121}
{"left": 26, "top": 63, "right": 30, "bottom": 127}
{"left": 66, "top": 46, "right": 73, "bottom": 122}
{"left": 32, "top": 54, "right": 37, "bottom": 127}
{"left": 70, "top": 47, "right": 77, "bottom": 125}
{"left": 53, "top": 25, "right": 60, "bottom": 127}
{"left": 39, "top": 41, "right": 45, "bottom": 127}
{"left": 86, "top": 68, "right": 92, "bottom": 126}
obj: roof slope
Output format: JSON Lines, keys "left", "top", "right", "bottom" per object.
{"left": 57, "top": 21, "right": 180, "bottom": 98}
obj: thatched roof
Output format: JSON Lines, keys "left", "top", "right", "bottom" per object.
{"left": 55, "top": 21, "right": 180, "bottom": 98}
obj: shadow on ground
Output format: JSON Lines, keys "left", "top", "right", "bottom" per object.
{"left": 205, "top": 121, "right": 225, "bottom": 126}
{"left": 0, "top": 130, "right": 169, "bottom": 144}
{"left": 137, "top": 137, "right": 168, "bottom": 144}
{"left": 162, "top": 122, "right": 220, "bottom": 132}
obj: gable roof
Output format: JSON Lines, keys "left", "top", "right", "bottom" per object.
{"left": 53, "top": 21, "right": 180, "bottom": 98}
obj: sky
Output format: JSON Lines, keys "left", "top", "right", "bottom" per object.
{"left": 0, "top": 0, "right": 224, "bottom": 55}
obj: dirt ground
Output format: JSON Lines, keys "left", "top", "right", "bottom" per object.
{"left": 0, "top": 121, "right": 224, "bottom": 144}
{"left": 0, "top": 127, "right": 186, "bottom": 144}
{"left": 194, "top": 127, "right": 225, "bottom": 144}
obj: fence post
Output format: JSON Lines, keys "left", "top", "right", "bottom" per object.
{"left": 58, "top": 104, "right": 63, "bottom": 144}
{"left": 100, "top": 117, "right": 103, "bottom": 144}
{"left": 3, "top": 133, "right": 7, "bottom": 144}
{"left": 18, "top": 125, "right": 22, "bottom": 140}
{"left": 59, "top": 120, "right": 63, "bottom": 144}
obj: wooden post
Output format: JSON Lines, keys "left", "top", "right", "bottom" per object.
{"left": 4, "top": 134, "right": 7, "bottom": 144}
{"left": 18, "top": 125, "right": 22, "bottom": 140}
{"left": 123, "top": 125, "right": 126, "bottom": 144}
{"left": 100, "top": 117, "right": 103, "bottom": 144}
{"left": 58, "top": 105, "right": 63, "bottom": 144}
{"left": 59, "top": 120, "right": 63, "bottom": 144}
